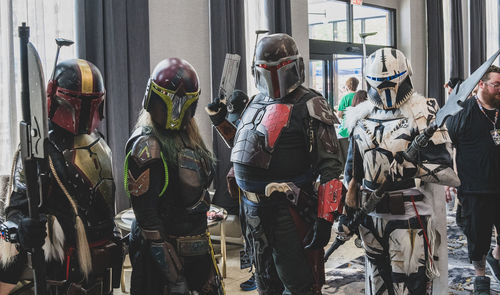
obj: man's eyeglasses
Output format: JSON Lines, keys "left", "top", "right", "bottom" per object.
{"left": 484, "top": 81, "right": 500, "bottom": 89}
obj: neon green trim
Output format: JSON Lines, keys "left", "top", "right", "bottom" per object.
{"left": 149, "top": 81, "right": 199, "bottom": 130}
{"left": 123, "top": 150, "right": 132, "bottom": 198}
{"left": 159, "top": 152, "right": 169, "bottom": 197}
{"left": 124, "top": 150, "right": 168, "bottom": 198}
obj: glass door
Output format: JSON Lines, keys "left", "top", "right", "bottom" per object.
{"left": 309, "top": 55, "right": 334, "bottom": 108}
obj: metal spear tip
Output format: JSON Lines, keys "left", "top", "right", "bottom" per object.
{"left": 55, "top": 38, "right": 74, "bottom": 47}
{"left": 359, "top": 32, "right": 377, "bottom": 38}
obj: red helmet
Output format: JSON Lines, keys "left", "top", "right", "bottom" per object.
{"left": 253, "top": 33, "right": 305, "bottom": 99}
{"left": 47, "top": 59, "right": 105, "bottom": 134}
{"left": 143, "top": 58, "right": 200, "bottom": 130}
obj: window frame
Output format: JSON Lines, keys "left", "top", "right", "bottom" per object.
{"left": 308, "top": 0, "right": 396, "bottom": 104}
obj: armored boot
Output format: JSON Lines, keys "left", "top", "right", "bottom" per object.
{"left": 474, "top": 276, "right": 490, "bottom": 295}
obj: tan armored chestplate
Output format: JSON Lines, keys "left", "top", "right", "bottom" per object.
{"left": 62, "top": 133, "right": 114, "bottom": 210}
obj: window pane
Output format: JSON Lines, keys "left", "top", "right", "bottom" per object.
{"left": 308, "top": 0, "right": 348, "bottom": 42}
{"left": 334, "top": 55, "right": 362, "bottom": 105}
{"left": 309, "top": 60, "right": 325, "bottom": 95}
{"left": 353, "top": 5, "right": 391, "bottom": 46}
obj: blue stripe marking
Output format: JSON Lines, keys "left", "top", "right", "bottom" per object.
{"left": 385, "top": 89, "right": 392, "bottom": 107}
{"left": 367, "top": 70, "right": 407, "bottom": 82}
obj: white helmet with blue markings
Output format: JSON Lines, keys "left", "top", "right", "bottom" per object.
{"left": 365, "top": 48, "right": 413, "bottom": 109}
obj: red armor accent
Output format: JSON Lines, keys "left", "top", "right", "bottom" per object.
{"left": 318, "top": 179, "right": 344, "bottom": 223}
{"left": 261, "top": 104, "right": 292, "bottom": 148}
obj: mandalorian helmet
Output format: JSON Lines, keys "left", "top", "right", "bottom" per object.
{"left": 253, "top": 33, "right": 305, "bottom": 99}
{"left": 365, "top": 48, "right": 413, "bottom": 109}
{"left": 47, "top": 59, "right": 106, "bottom": 135}
{"left": 143, "top": 58, "right": 200, "bottom": 130}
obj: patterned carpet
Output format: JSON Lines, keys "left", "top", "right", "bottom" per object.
{"left": 323, "top": 210, "right": 500, "bottom": 294}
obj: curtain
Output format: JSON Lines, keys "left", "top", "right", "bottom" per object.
{"left": 449, "top": 0, "right": 465, "bottom": 81}
{"left": 0, "top": 0, "right": 76, "bottom": 175}
{"left": 209, "top": 0, "right": 247, "bottom": 215}
{"left": 76, "top": 0, "right": 150, "bottom": 212}
{"left": 0, "top": 0, "right": 17, "bottom": 175}
{"left": 469, "top": 0, "right": 487, "bottom": 72}
{"left": 264, "top": 0, "right": 292, "bottom": 35}
{"left": 426, "top": 0, "right": 445, "bottom": 106}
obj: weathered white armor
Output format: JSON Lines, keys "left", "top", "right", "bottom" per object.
{"left": 346, "top": 92, "right": 459, "bottom": 197}
{"left": 344, "top": 92, "right": 459, "bottom": 294}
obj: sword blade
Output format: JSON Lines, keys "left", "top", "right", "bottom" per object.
{"left": 436, "top": 49, "right": 500, "bottom": 127}
{"left": 27, "top": 42, "right": 47, "bottom": 158}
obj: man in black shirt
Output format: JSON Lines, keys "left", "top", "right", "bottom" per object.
{"left": 447, "top": 65, "right": 500, "bottom": 294}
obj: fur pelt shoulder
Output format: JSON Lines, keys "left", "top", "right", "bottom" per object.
{"left": 343, "top": 92, "right": 429, "bottom": 132}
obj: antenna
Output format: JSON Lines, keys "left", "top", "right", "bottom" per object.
{"left": 50, "top": 38, "right": 74, "bottom": 81}
{"left": 251, "top": 30, "right": 269, "bottom": 73}
{"left": 359, "top": 32, "right": 377, "bottom": 90}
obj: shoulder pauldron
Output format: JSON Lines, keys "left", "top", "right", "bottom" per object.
{"left": 129, "top": 135, "right": 162, "bottom": 167}
{"left": 306, "top": 96, "right": 339, "bottom": 125}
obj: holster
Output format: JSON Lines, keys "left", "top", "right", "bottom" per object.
{"left": 91, "top": 240, "right": 123, "bottom": 289}
{"left": 226, "top": 166, "right": 239, "bottom": 198}
{"left": 66, "top": 280, "right": 104, "bottom": 295}
{"left": 151, "top": 240, "right": 183, "bottom": 283}
{"left": 47, "top": 269, "right": 110, "bottom": 295}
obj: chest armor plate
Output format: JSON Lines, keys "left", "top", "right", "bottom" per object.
{"left": 231, "top": 95, "right": 293, "bottom": 169}
{"left": 175, "top": 147, "right": 212, "bottom": 212}
{"left": 62, "top": 133, "right": 114, "bottom": 212}
{"left": 352, "top": 109, "right": 414, "bottom": 186}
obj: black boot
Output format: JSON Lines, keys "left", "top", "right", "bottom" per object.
{"left": 474, "top": 276, "right": 490, "bottom": 295}
{"left": 456, "top": 204, "right": 464, "bottom": 228}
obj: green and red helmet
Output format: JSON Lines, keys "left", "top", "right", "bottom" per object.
{"left": 47, "top": 59, "right": 106, "bottom": 134}
{"left": 143, "top": 58, "right": 200, "bottom": 130}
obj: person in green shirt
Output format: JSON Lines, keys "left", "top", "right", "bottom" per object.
{"left": 337, "top": 77, "right": 359, "bottom": 137}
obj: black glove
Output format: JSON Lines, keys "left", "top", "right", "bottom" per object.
{"left": 17, "top": 216, "right": 47, "bottom": 250}
{"left": 335, "top": 215, "right": 353, "bottom": 241}
{"left": 206, "top": 98, "right": 227, "bottom": 125}
{"left": 304, "top": 218, "right": 332, "bottom": 250}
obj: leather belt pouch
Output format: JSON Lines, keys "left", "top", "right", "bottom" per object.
{"left": 375, "top": 192, "right": 424, "bottom": 215}
{"left": 176, "top": 235, "right": 209, "bottom": 257}
{"left": 388, "top": 193, "right": 405, "bottom": 215}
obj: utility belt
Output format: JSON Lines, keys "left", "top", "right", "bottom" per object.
{"left": 242, "top": 189, "right": 317, "bottom": 224}
{"left": 167, "top": 232, "right": 211, "bottom": 257}
{"left": 47, "top": 239, "right": 123, "bottom": 295}
{"left": 361, "top": 190, "right": 424, "bottom": 215}
{"left": 144, "top": 230, "right": 210, "bottom": 257}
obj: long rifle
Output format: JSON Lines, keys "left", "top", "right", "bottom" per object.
{"left": 18, "top": 22, "right": 49, "bottom": 295}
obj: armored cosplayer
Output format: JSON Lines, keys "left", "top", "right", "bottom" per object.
{"left": 0, "top": 59, "right": 121, "bottom": 294}
{"left": 125, "top": 58, "right": 223, "bottom": 295}
{"left": 207, "top": 33, "right": 344, "bottom": 295}
{"left": 342, "top": 48, "right": 460, "bottom": 294}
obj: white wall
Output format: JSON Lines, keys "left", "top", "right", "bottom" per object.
{"left": 149, "top": 0, "right": 212, "bottom": 149}
{"left": 397, "top": 0, "right": 427, "bottom": 94}
{"left": 291, "top": 0, "right": 310, "bottom": 86}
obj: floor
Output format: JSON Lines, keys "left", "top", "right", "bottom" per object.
{"left": 114, "top": 207, "right": 500, "bottom": 294}
{"left": 115, "top": 235, "right": 363, "bottom": 295}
